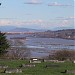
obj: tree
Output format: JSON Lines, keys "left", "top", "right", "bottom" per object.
{"left": 53, "top": 50, "right": 75, "bottom": 61}
{"left": 0, "top": 32, "right": 9, "bottom": 54}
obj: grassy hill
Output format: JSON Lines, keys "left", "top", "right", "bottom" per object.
{"left": 0, "top": 60, "right": 74, "bottom": 75}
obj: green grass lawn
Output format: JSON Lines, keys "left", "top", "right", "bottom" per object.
{"left": 0, "top": 60, "right": 75, "bottom": 75}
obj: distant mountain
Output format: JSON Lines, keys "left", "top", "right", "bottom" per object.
{"left": 0, "top": 26, "right": 16, "bottom": 32}
{"left": 0, "top": 26, "right": 44, "bottom": 32}
{"left": 9, "top": 27, "right": 44, "bottom": 32}
{"left": 53, "top": 26, "right": 75, "bottom": 31}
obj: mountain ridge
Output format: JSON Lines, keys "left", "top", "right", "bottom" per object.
{"left": 0, "top": 25, "right": 74, "bottom": 32}
{"left": 0, "top": 26, "right": 44, "bottom": 32}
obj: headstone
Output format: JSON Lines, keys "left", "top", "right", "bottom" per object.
{"left": 20, "top": 64, "right": 35, "bottom": 68}
{"left": 29, "top": 58, "right": 43, "bottom": 63}
{"left": 0, "top": 65, "right": 8, "bottom": 69}
{"left": 66, "top": 70, "right": 75, "bottom": 74}
{"left": 73, "top": 61, "right": 75, "bottom": 63}
{"left": 45, "top": 64, "right": 60, "bottom": 68}
{"left": 4, "top": 68, "right": 22, "bottom": 73}
{"left": 44, "top": 60, "right": 58, "bottom": 62}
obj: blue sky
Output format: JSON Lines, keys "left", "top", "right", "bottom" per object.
{"left": 0, "top": 0, "right": 74, "bottom": 29}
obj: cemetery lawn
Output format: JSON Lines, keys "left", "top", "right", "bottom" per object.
{"left": 0, "top": 60, "right": 75, "bottom": 75}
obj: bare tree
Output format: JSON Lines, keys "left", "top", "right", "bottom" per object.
{"left": 52, "top": 50, "right": 75, "bottom": 61}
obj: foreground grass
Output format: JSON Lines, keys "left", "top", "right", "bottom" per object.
{"left": 0, "top": 60, "right": 75, "bottom": 75}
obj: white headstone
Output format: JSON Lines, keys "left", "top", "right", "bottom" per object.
{"left": 73, "top": 61, "right": 75, "bottom": 63}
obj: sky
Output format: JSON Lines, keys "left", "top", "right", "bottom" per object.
{"left": 0, "top": 0, "right": 74, "bottom": 30}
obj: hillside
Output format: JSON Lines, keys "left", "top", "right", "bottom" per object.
{"left": 34, "top": 29, "right": 75, "bottom": 40}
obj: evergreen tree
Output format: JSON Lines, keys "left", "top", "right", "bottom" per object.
{"left": 0, "top": 32, "right": 9, "bottom": 54}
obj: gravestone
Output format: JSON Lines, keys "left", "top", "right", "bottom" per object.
{"left": 61, "top": 70, "right": 75, "bottom": 74}
{"left": 67, "top": 70, "right": 75, "bottom": 74}
{"left": 20, "top": 64, "right": 35, "bottom": 68}
{"left": 73, "top": 60, "right": 75, "bottom": 63}
{"left": 4, "top": 68, "right": 22, "bottom": 73}
{"left": 0, "top": 65, "right": 8, "bottom": 69}
{"left": 30, "top": 58, "right": 44, "bottom": 63}
{"left": 45, "top": 64, "right": 60, "bottom": 68}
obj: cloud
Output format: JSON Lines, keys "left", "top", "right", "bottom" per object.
{"left": 69, "top": 16, "right": 75, "bottom": 19}
{"left": 24, "top": 0, "right": 42, "bottom": 5}
{"left": 58, "top": 19, "right": 74, "bottom": 27}
{"left": 31, "top": 0, "right": 39, "bottom": 3}
{"left": 24, "top": 2, "right": 41, "bottom": 5}
{"left": 56, "top": 16, "right": 75, "bottom": 20}
{"left": 0, "top": 19, "right": 13, "bottom": 25}
{"left": 48, "top": 2, "right": 72, "bottom": 7}
{"left": 55, "top": 16, "right": 74, "bottom": 27}
{"left": 62, "top": 20, "right": 69, "bottom": 25}
{"left": 0, "top": 19, "right": 52, "bottom": 29}
{"left": 0, "top": 19, "right": 43, "bottom": 26}
{"left": 25, "top": 13, "right": 32, "bottom": 15}
{"left": 0, "top": 19, "right": 73, "bottom": 29}
{"left": 0, "top": 18, "right": 16, "bottom": 19}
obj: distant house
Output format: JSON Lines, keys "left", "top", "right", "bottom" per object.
{"left": 29, "top": 58, "right": 44, "bottom": 63}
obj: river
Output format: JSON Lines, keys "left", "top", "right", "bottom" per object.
{"left": 6, "top": 35, "right": 75, "bottom": 58}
